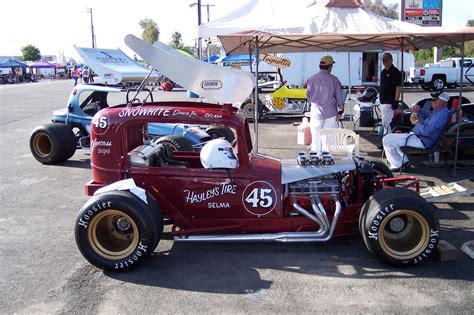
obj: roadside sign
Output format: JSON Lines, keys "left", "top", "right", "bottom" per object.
{"left": 401, "top": 0, "right": 442, "bottom": 27}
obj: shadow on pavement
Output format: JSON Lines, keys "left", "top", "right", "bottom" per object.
{"left": 106, "top": 235, "right": 474, "bottom": 294}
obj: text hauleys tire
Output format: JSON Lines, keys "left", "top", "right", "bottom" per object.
{"left": 29, "top": 123, "right": 76, "bottom": 164}
{"left": 155, "top": 135, "right": 193, "bottom": 151}
{"left": 75, "top": 191, "right": 160, "bottom": 271}
{"left": 205, "top": 126, "right": 236, "bottom": 143}
{"left": 359, "top": 187, "right": 439, "bottom": 266}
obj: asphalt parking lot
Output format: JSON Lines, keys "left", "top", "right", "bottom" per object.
{"left": 0, "top": 80, "right": 473, "bottom": 314}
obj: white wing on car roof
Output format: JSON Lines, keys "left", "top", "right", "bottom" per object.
{"left": 74, "top": 46, "right": 160, "bottom": 85}
{"left": 124, "top": 34, "right": 255, "bottom": 104}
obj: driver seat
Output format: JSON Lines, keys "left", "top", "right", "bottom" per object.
{"left": 155, "top": 144, "right": 189, "bottom": 168}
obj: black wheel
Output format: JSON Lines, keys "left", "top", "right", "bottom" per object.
{"left": 155, "top": 135, "right": 193, "bottom": 151}
{"left": 369, "top": 160, "right": 394, "bottom": 184}
{"left": 30, "top": 123, "right": 76, "bottom": 164}
{"left": 205, "top": 126, "right": 236, "bottom": 143}
{"left": 420, "top": 83, "right": 431, "bottom": 91}
{"left": 431, "top": 75, "right": 446, "bottom": 91}
{"left": 447, "top": 123, "right": 474, "bottom": 158}
{"left": 75, "top": 190, "right": 163, "bottom": 271}
{"left": 359, "top": 188, "right": 439, "bottom": 266}
{"left": 240, "top": 99, "right": 263, "bottom": 121}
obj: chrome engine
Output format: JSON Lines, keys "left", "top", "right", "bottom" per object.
{"left": 288, "top": 178, "right": 340, "bottom": 196}
{"left": 285, "top": 176, "right": 342, "bottom": 239}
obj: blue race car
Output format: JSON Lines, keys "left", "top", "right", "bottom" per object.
{"left": 29, "top": 83, "right": 235, "bottom": 164}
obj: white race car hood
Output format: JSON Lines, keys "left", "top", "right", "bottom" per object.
{"left": 281, "top": 159, "right": 356, "bottom": 184}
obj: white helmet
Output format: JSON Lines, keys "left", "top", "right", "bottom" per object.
{"left": 200, "top": 139, "right": 238, "bottom": 169}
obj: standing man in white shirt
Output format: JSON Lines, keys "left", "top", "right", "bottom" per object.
{"left": 306, "top": 56, "right": 344, "bottom": 152}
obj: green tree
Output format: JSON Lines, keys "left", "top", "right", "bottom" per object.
{"left": 169, "top": 31, "right": 197, "bottom": 58}
{"left": 139, "top": 18, "right": 160, "bottom": 44}
{"left": 467, "top": 19, "right": 474, "bottom": 27}
{"left": 20, "top": 44, "right": 41, "bottom": 61}
{"left": 171, "top": 31, "right": 182, "bottom": 47}
{"left": 464, "top": 41, "right": 474, "bottom": 57}
{"left": 441, "top": 45, "right": 457, "bottom": 59}
{"left": 363, "top": 0, "right": 399, "bottom": 19}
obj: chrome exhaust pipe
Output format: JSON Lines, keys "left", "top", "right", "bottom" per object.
{"left": 174, "top": 200, "right": 342, "bottom": 243}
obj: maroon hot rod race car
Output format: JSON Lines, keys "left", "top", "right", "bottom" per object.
{"left": 75, "top": 101, "right": 439, "bottom": 271}
{"left": 74, "top": 35, "right": 439, "bottom": 271}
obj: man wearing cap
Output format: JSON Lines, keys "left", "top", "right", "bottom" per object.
{"left": 382, "top": 91, "right": 451, "bottom": 171}
{"left": 380, "top": 52, "right": 402, "bottom": 134}
{"left": 306, "top": 55, "right": 344, "bottom": 151}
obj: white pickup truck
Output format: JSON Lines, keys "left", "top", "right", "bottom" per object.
{"left": 409, "top": 57, "right": 474, "bottom": 90}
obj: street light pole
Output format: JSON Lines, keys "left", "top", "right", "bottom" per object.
{"left": 86, "top": 8, "right": 95, "bottom": 48}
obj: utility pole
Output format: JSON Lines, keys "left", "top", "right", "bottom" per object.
{"left": 190, "top": 1, "right": 215, "bottom": 60}
{"left": 86, "top": 8, "right": 95, "bottom": 48}
{"left": 189, "top": 0, "right": 202, "bottom": 59}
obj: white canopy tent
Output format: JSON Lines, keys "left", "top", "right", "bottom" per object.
{"left": 199, "top": 0, "right": 474, "bottom": 174}
{"left": 199, "top": 0, "right": 474, "bottom": 54}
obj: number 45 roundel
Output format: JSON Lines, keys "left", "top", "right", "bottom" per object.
{"left": 92, "top": 113, "right": 109, "bottom": 135}
{"left": 242, "top": 181, "right": 277, "bottom": 216}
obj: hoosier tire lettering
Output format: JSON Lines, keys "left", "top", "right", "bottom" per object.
{"left": 75, "top": 190, "right": 161, "bottom": 271}
{"left": 359, "top": 187, "right": 440, "bottom": 267}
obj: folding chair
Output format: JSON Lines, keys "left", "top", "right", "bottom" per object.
{"left": 398, "top": 109, "right": 454, "bottom": 175}
{"left": 316, "top": 128, "right": 360, "bottom": 159}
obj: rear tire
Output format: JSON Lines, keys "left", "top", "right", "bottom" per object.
{"left": 359, "top": 188, "right": 439, "bottom": 266}
{"left": 75, "top": 191, "right": 162, "bottom": 271}
{"left": 447, "top": 123, "right": 474, "bottom": 158}
{"left": 155, "top": 135, "right": 193, "bottom": 151}
{"left": 205, "top": 126, "right": 236, "bottom": 143}
{"left": 30, "top": 123, "right": 76, "bottom": 164}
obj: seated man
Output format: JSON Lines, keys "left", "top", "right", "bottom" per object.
{"left": 382, "top": 91, "right": 450, "bottom": 171}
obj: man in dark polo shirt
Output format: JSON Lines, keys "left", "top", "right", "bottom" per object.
{"left": 379, "top": 52, "right": 402, "bottom": 134}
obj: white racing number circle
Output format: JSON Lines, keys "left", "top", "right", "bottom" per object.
{"left": 91, "top": 113, "right": 110, "bottom": 135}
{"left": 242, "top": 181, "right": 277, "bottom": 216}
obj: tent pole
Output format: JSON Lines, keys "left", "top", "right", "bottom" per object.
{"left": 453, "top": 35, "right": 465, "bottom": 177}
{"left": 254, "top": 36, "right": 260, "bottom": 153}
{"left": 400, "top": 40, "right": 405, "bottom": 102}
{"left": 347, "top": 52, "right": 353, "bottom": 129}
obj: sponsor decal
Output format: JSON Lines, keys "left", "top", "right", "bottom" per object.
{"left": 184, "top": 182, "right": 237, "bottom": 208}
{"left": 91, "top": 139, "right": 112, "bottom": 156}
{"left": 204, "top": 113, "right": 223, "bottom": 119}
{"left": 118, "top": 107, "right": 171, "bottom": 118}
{"left": 201, "top": 80, "right": 223, "bottom": 90}
{"left": 261, "top": 54, "right": 291, "bottom": 68}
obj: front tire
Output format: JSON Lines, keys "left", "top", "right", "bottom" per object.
{"left": 75, "top": 191, "right": 162, "bottom": 271}
{"left": 369, "top": 160, "right": 395, "bottom": 187}
{"left": 359, "top": 188, "right": 439, "bottom": 266}
{"left": 30, "top": 123, "right": 76, "bottom": 164}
